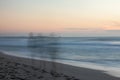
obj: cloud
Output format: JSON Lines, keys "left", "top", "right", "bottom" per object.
{"left": 103, "top": 21, "right": 120, "bottom": 31}
{"left": 64, "top": 27, "right": 103, "bottom": 31}
{"left": 105, "top": 30, "right": 120, "bottom": 32}
{"left": 110, "top": 21, "right": 120, "bottom": 27}
{"left": 65, "top": 28, "right": 89, "bottom": 30}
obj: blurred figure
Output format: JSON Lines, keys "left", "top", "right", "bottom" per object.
{"left": 48, "top": 33, "right": 60, "bottom": 73}
{"left": 27, "top": 32, "right": 37, "bottom": 65}
{"left": 36, "top": 33, "right": 46, "bottom": 70}
{"left": 27, "top": 32, "right": 60, "bottom": 78}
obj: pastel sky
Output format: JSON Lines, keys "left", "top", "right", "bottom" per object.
{"left": 0, "top": 0, "right": 120, "bottom": 36}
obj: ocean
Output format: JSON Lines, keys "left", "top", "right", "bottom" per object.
{"left": 0, "top": 37, "right": 120, "bottom": 77}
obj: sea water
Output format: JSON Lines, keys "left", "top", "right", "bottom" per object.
{"left": 0, "top": 37, "right": 120, "bottom": 77}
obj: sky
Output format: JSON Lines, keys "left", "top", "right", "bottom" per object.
{"left": 0, "top": 0, "right": 120, "bottom": 37}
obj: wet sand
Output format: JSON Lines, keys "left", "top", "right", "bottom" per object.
{"left": 0, "top": 52, "right": 120, "bottom": 80}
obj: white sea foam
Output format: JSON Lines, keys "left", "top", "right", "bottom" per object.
{"left": 55, "top": 59, "right": 120, "bottom": 78}
{"left": 108, "top": 41, "right": 120, "bottom": 45}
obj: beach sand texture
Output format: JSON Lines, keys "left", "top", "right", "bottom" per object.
{"left": 0, "top": 52, "right": 120, "bottom": 80}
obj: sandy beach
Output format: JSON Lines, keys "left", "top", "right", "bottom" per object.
{"left": 0, "top": 52, "right": 120, "bottom": 80}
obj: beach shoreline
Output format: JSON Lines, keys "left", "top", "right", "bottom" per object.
{"left": 0, "top": 52, "right": 120, "bottom": 80}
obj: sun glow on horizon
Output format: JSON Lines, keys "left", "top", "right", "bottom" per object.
{"left": 1, "top": 0, "right": 120, "bottom": 36}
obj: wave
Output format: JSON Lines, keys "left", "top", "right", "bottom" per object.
{"left": 1, "top": 37, "right": 120, "bottom": 78}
